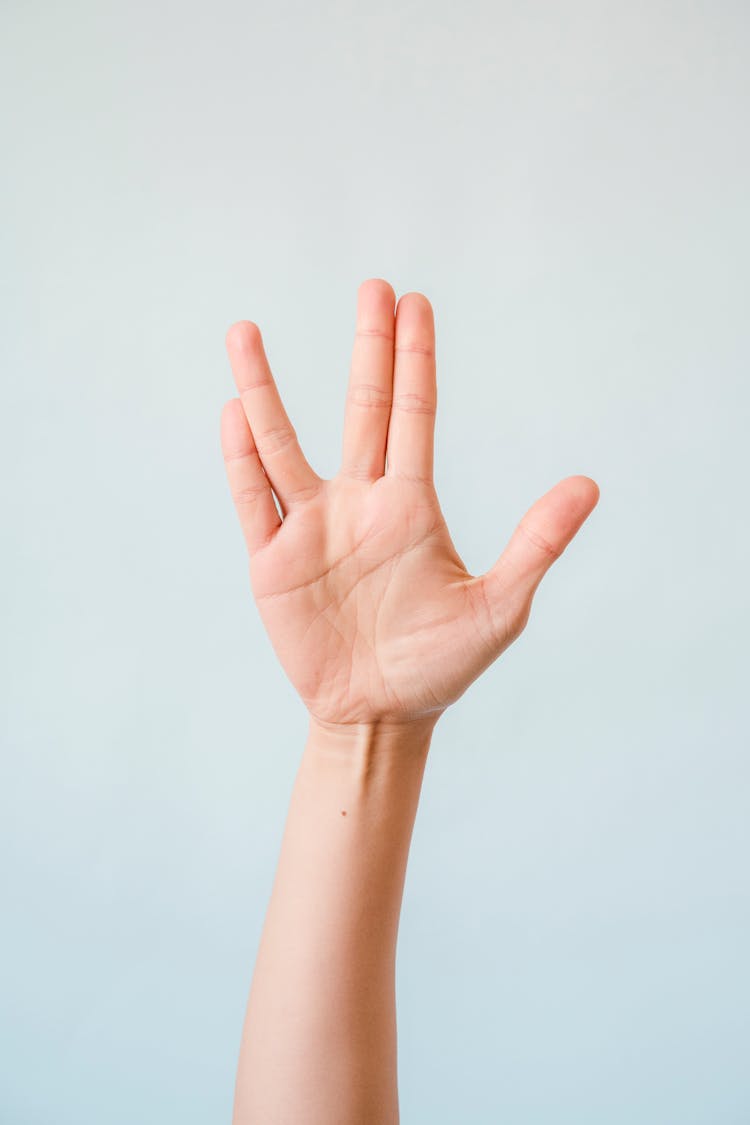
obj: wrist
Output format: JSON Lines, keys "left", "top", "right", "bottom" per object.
{"left": 306, "top": 712, "right": 439, "bottom": 761}
{"left": 301, "top": 714, "right": 436, "bottom": 819}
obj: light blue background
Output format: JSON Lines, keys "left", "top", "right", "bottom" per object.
{"left": 2, "top": 1, "right": 749, "bottom": 1121}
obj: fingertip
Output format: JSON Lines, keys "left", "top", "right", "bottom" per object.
{"left": 396, "top": 290, "right": 434, "bottom": 320}
{"left": 359, "top": 278, "right": 397, "bottom": 305}
{"left": 564, "top": 474, "right": 600, "bottom": 516}
{"left": 225, "top": 320, "right": 262, "bottom": 355}
{"left": 516, "top": 475, "right": 600, "bottom": 568}
{"left": 220, "top": 397, "right": 249, "bottom": 445}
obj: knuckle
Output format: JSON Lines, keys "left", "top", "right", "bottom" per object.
{"left": 223, "top": 445, "right": 259, "bottom": 465}
{"left": 233, "top": 481, "right": 268, "bottom": 506}
{"left": 518, "top": 520, "right": 561, "bottom": 560}
{"left": 255, "top": 425, "right": 297, "bottom": 457}
{"left": 393, "top": 391, "right": 436, "bottom": 415}
{"left": 389, "top": 468, "right": 434, "bottom": 486}
{"left": 340, "top": 463, "right": 375, "bottom": 482}
{"left": 347, "top": 382, "right": 392, "bottom": 408}
{"left": 394, "top": 341, "right": 435, "bottom": 358}
{"left": 239, "top": 375, "right": 273, "bottom": 394}
{"left": 354, "top": 327, "right": 395, "bottom": 343}
{"left": 285, "top": 479, "right": 322, "bottom": 504}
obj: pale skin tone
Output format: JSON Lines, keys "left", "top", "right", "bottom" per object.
{"left": 220, "top": 279, "right": 600, "bottom": 1124}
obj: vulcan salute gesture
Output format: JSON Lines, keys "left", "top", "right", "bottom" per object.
{"left": 220, "top": 278, "right": 599, "bottom": 1125}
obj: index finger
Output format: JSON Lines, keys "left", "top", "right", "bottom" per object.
{"left": 225, "top": 321, "right": 321, "bottom": 514}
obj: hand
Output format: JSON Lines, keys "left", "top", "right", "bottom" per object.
{"left": 220, "top": 279, "right": 599, "bottom": 730}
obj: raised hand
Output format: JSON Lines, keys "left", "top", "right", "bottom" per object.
{"left": 220, "top": 279, "right": 599, "bottom": 730}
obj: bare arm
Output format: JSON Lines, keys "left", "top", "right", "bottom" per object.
{"left": 219, "top": 279, "right": 599, "bottom": 1124}
{"left": 233, "top": 717, "right": 432, "bottom": 1124}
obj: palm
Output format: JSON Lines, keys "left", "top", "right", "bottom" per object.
{"left": 248, "top": 475, "right": 502, "bottom": 725}
{"left": 221, "top": 280, "right": 599, "bottom": 729}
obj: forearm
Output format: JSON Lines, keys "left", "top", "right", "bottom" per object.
{"left": 232, "top": 714, "right": 436, "bottom": 1125}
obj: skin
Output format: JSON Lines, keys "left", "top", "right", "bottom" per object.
{"left": 220, "top": 279, "right": 599, "bottom": 1124}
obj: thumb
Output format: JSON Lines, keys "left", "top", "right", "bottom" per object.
{"left": 484, "top": 475, "right": 600, "bottom": 613}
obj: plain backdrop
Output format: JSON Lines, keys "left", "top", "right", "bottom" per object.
{"left": 2, "top": 1, "right": 749, "bottom": 1122}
